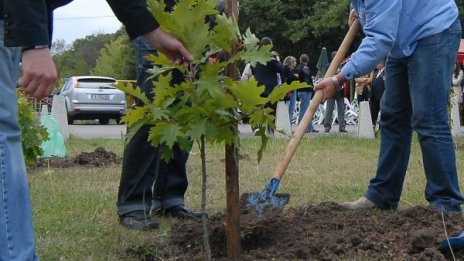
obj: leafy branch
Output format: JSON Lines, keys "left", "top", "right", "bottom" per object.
{"left": 118, "top": 0, "right": 306, "bottom": 162}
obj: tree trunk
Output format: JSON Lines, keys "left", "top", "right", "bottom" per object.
{"left": 224, "top": 1, "right": 241, "bottom": 259}
{"left": 200, "top": 136, "right": 212, "bottom": 261}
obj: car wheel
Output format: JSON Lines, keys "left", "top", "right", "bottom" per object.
{"left": 67, "top": 115, "right": 74, "bottom": 125}
{"left": 99, "top": 118, "right": 110, "bottom": 125}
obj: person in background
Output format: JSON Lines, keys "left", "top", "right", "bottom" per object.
{"left": 0, "top": 0, "right": 194, "bottom": 258}
{"left": 452, "top": 61, "right": 463, "bottom": 127}
{"left": 315, "top": 0, "right": 464, "bottom": 212}
{"left": 355, "top": 73, "right": 372, "bottom": 103}
{"left": 295, "top": 54, "right": 318, "bottom": 133}
{"left": 452, "top": 61, "right": 463, "bottom": 91}
{"left": 252, "top": 37, "right": 283, "bottom": 135}
{"left": 369, "top": 60, "right": 386, "bottom": 130}
{"left": 323, "top": 51, "right": 347, "bottom": 133}
{"left": 281, "top": 56, "right": 298, "bottom": 123}
{"left": 241, "top": 62, "right": 254, "bottom": 81}
{"left": 461, "top": 62, "right": 464, "bottom": 125}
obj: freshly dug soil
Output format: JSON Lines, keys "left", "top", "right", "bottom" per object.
{"left": 130, "top": 201, "right": 464, "bottom": 260}
{"left": 34, "top": 147, "right": 121, "bottom": 168}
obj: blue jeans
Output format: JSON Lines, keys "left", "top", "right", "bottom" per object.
{"left": 365, "top": 19, "right": 464, "bottom": 212}
{"left": 297, "top": 90, "right": 315, "bottom": 131}
{"left": 288, "top": 91, "right": 297, "bottom": 124}
{"left": 0, "top": 20, "right": 39, "bottom": 260}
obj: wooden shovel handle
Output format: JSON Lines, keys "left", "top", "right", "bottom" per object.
{"left": 272, "top": 20, "right": 360, "bottom": 180}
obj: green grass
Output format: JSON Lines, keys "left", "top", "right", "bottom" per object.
{"left": 29, "top": 135, "right": 464, "bottom": 260}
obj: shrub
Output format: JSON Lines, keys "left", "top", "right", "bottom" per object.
{"left": 17, "top": 90, "right": 49, "bottom": 165}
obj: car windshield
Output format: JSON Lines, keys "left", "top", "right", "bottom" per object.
{"left": 77, "top": 78, "right": 116, "bottom": 89}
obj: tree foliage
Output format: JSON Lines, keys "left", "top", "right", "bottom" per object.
{"left": 17, "top": 91, "right": 49, "bottom": 165}
{"left": 52, "top": 30, "right": 133, "bottom": 84}
{"left": 51, "top": 0, "right": 464, "bottom": 85}
{"left": 238, "top": 0, "right": 352, "bottom": 70}
{"left": 310, "top": 0, "right": 350, "bottom": 37}
{"left": 50, "top": 39, "right": 68, "bottom": 56}
{"left": 116, "top": 0, "right": 306, "bottom": 162}
{"left": 238, "top": 0, "right": 320, "bottom": 66}
{"left": 92, "top": 34, "right": 136, "bottom": 80}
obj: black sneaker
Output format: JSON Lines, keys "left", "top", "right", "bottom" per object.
{"left": 155, "top": 206, "right": 203, "bottom": 221}
{"left": 119, "top": 211, "right": 159, "bottom": 230}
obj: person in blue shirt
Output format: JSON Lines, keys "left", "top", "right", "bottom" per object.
{"left": 315, "top": 0, "right": 464, "bottom": 212}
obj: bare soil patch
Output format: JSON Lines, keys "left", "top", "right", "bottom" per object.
{"left": 128, "top": 201, "right": 464, "bottom": 260}
{"left": 33, "top": 147, "right": 121, "bottom": 168}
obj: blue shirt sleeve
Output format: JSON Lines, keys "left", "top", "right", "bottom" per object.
{"left": 341, "top": 0, "right": 401, "bottom": 80}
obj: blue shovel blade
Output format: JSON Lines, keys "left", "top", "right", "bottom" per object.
{"left": 438, "top": 231, "right": 464, "bottom": 252}
{"left": 244, "top": 192, "right": 290, "bottom": 214}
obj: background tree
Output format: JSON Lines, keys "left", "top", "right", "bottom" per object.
{"left": 239, "top": 0, "right": 352, "bottom": 70}
{"left": 50, "top": 0, "right": 464, "bottom": 84}
{"left": 72, "top": 34, "right": 114, "bottom": 68}
{"left": 52, "top": 32, "right": 117, "bottom": 81}
{"left": 50, "top": 39, "right": 68, "bottom": 56}
{"left": 92, "top": 34, "right": 136, "bottom": 80}
{"left": 53, "top": 50, "right": 90, "bottom": 80}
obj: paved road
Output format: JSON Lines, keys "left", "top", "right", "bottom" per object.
{"left": 69, "top": 123, "right": 127, "bottom": 139}
{"left": 69, "top": 122, "right": 359, "bottom": 139}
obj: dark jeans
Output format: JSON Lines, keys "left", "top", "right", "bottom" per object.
{"left": 324, "top": 90, "right": 346, "bottom": 131}
{"left": 369, "top": 98, "right": 381, "bottom": 127}
{"left": 365, "top": 19, "right": 464, "bottom": 211}
{"left": 116, "top": 37, "right": 189, "bottom": 216}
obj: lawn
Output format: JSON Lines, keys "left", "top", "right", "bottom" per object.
{"left": 29, "top": 135, "right": 464, "bottom": 260}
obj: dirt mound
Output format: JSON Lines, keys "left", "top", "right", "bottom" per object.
{"left": 74, "top": 147, "right": 121, "bottom": 166}
{"left": 34, "top": 147, "right": 121, "bottom": 168}
{"left": 134, "top": 202, "right": 464, "bottom": 260}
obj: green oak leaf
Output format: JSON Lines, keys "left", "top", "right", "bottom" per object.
{"left": 122, "top": 106, "right": 148, "bottom": 128}
{"left": 267, "top": 81, "right": 308, "bottom": 104}
{"left": 227, "top": 79, "right": 267, "bottom": 113}
{"left": 186, "top": 119, "right": 208, "bottom": 140}
{"left": 152, "top": 73, "right": 176, "bottom": 107}
{"left": 211, "top": 14, "right": 239, "bottom": 52}
{"left": 114, "top": 82, "right": 149, "bottom": 105}
{"left": 160, "top": 123, "right": 182, "bottom": 148}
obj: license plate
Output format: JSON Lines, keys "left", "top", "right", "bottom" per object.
{"left": 91, "top": 94, "right": 109, "bottom": 100}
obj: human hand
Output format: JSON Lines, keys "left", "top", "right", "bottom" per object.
{"left": 19, "top": 48, "right": 57, "bottom": 99}
{"left": 314, "top": 75, "right": 344, "bottom": 103}
{"left": 145, "top": 27, "right": 193, "bottom": 68}
{"left": 348, "top": 9, "right": 357, "bottom": 27}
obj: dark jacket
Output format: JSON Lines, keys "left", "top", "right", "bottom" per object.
{"left": 281, "top": 65, "right": 297, "bottom": 85}
{"left": 0, "top": 0, "right": 158, "bottom": 47}
{"left": 294, "top": 63, "right": 313, "bottom": 92}
{"left": 252, "top": 58, "right": 283, "bottom": 97}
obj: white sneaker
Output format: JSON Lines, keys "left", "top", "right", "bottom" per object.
{"left": 341, "top": 196, "right": 376, "bottom": 210}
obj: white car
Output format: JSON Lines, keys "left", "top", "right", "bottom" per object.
{"left": 58, "top": 76, "right": 126, "bottom": 124}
